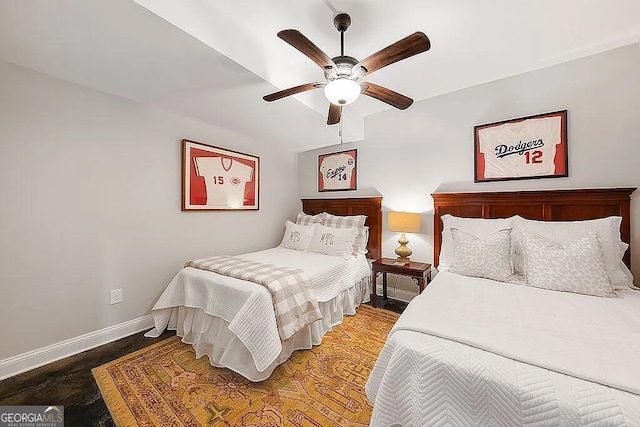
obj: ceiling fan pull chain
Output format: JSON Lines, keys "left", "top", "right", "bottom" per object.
{"left": 339, "top": 118, "right": 343, "bottom": 145}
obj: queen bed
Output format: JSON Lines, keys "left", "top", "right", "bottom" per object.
{"left": 146, "top": 197, "right": 382, "bottom": 382}
{"left": 366, "top": 188, "right": 640, "bottom": 426}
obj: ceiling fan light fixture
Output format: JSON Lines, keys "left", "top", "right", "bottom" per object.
{"left": 324, "top": 78, "right": 360, "bottom": 106}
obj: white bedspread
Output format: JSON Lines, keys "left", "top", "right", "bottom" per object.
{"left": 367, "top": 271, "right": 640, "bottom": 426}
{"left": 148, "top": 247, "right": 370, "bottom": 372}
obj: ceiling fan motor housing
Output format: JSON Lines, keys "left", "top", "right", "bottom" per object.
{"left": 328, "top": 55, "right": 358, "bottom": 78}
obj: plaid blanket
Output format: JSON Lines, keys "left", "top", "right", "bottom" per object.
{"left": 185, "top": 256, "right": 322, "bottom": 340}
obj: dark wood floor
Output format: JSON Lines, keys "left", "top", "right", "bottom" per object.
{"left": 0, "top": 298, "right": 406, "bottom": 427}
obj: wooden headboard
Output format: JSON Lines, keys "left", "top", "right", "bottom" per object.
{"left": 432, "top": 188, "right": 635, "bottom": 268}
{"left": 301, "top": 197, "right": 383, "bottom": 260}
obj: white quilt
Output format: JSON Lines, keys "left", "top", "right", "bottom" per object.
{"left": 148, "top": 247, "right": 370, "bottom": 372}
{"left": 367, "top": 271, "right": 640, "bottom": 426}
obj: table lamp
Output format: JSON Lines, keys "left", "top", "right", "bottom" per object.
{"left": 388, "top": 212, "right": 421, "bottom": 264}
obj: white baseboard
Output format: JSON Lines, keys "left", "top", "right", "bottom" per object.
{"left": 0, "top": 314, "right": 154, "bottom": 381}
{"left": 375, "top": 285, "right": 418, "bottom": 303}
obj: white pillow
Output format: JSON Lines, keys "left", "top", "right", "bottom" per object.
{"left": 307, "top": 223, "right": 359, "bottom": 259}
{"left": 450, "top": 228, "right": 514, "bottom": 281}
{"left": 296, "top": 212, "right": 324, "bottom": 226}
{"left": 439, "top": 214, "right": 516, "bottom": 271}
{"left": 279, "top": 221, "right": 315, "bottom": 251}
{"left": 521, "top": 231, "right": 616, "bottom": 297}
{"left": 322, "top": 213, "right": 368, "bottom": 254}
{"left": 512, "top": 216, "right": 630, "bottom": 289}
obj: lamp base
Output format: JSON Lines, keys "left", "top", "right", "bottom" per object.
{"left": 394, "top": 233, "right": 412, "bottom": 264}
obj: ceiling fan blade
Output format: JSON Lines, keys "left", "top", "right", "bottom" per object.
{"left": 355, "top": 32, "right": 430, "bottom": 77}
{"left": 361, "top": 82, "right": 413, "bottom": 110}
{"left": 278, "top": 29, "right": 337, "bottom": 70}
{"left": 263, "top": 82, "right": 325, "bottom": 102}
{"left": 327, "top": 103, "right": 342, "bottom": 125}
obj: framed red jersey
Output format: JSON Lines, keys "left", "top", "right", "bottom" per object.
{"left": 474, "top": 110, "right": 568, "bottom": 183}
{"left": 182, "top": 139, "right": 259, "bottom": 211}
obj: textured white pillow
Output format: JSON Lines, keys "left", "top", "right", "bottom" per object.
{"left": 450, "top": 228, "right": 514, "bottom": 281}
{"left": 521, "top": 231, "right": 615, "bottom": 297}
{"left": 279, "top": 221, "right": 315, "bottom": 251}
{"left": 439, "top": 215, "right": 516, "bottom": 271}
{"left": 323, "top": 213, "right": 368, "bottom": 254}
{"left": 307, "top": 223, "right": 359, "bottom": 258}
{"left": 512, "top": 216, "right": 630, "bottom": 289}
{"left": 296, "top": 212, "right": 324, "bottom": 226}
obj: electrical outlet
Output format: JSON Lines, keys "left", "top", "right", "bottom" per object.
{"left": 110, "top": 288, "right": 123, "bottom": 305}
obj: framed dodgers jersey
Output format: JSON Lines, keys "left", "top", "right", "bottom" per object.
{"left": 474, "top": 110, "right": 568, "bottom": 183}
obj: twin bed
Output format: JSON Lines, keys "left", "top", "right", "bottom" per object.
{"left": 367, "top": 188, "right": 640, "bottom": 426}
{"left": 146, "top": 196, "right": 382, "bottom": 381}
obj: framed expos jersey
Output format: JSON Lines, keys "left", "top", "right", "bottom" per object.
{"left": 318, "top": 149, "right": 357, "bottom": 192}
{"left": 474, "top": 110, "right": 568, "bottom": 183}
{"left": 182, "top": 139, "right": 259, "bottom": 210}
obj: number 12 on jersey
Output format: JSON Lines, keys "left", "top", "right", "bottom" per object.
{"left": 524, "top": 150, "right": 542, "bottom": 164}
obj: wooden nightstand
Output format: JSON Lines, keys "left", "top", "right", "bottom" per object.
{"left": 371, "top": 258, "right": 432, "bottom": 308}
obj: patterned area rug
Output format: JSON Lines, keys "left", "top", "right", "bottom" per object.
{"left": 93, "top": 305, "right": 399, "bottom": 426}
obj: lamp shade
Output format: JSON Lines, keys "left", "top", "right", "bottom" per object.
{"left": 388, "top": 212, "right": 421, "bottom": 233}
{"left": 324, "top": 78, "right": 361, "bottom": 106}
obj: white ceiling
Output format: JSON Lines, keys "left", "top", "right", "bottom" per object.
{"left": 1, "top": 0, "right": 639, "bottom": 151}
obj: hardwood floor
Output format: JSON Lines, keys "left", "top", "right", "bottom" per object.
{"left": 0, "top": 330, "right": 174, "bottom": 427}
{"left": 0, "top": 299, "right": 405, "bottom": 427}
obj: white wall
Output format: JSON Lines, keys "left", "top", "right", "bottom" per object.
{"left": 0, "top": 61, "right": 300, "bottom": 360}
{"left": 299, "top": 44, "right": 640, "bottom": 294}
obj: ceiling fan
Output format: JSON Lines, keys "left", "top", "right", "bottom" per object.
{"left": 263, "top": 13, "right": 431, "bottom": 125}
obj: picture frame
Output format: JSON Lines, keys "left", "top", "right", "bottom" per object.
{"left": 182, "top": 139, "right": 259, "bottom": 211}
{"left": 318, "top": 149, "right": 357, "bottom": 192}
{"left": 474, "top": 110, "right": 568, "bottom": 183}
